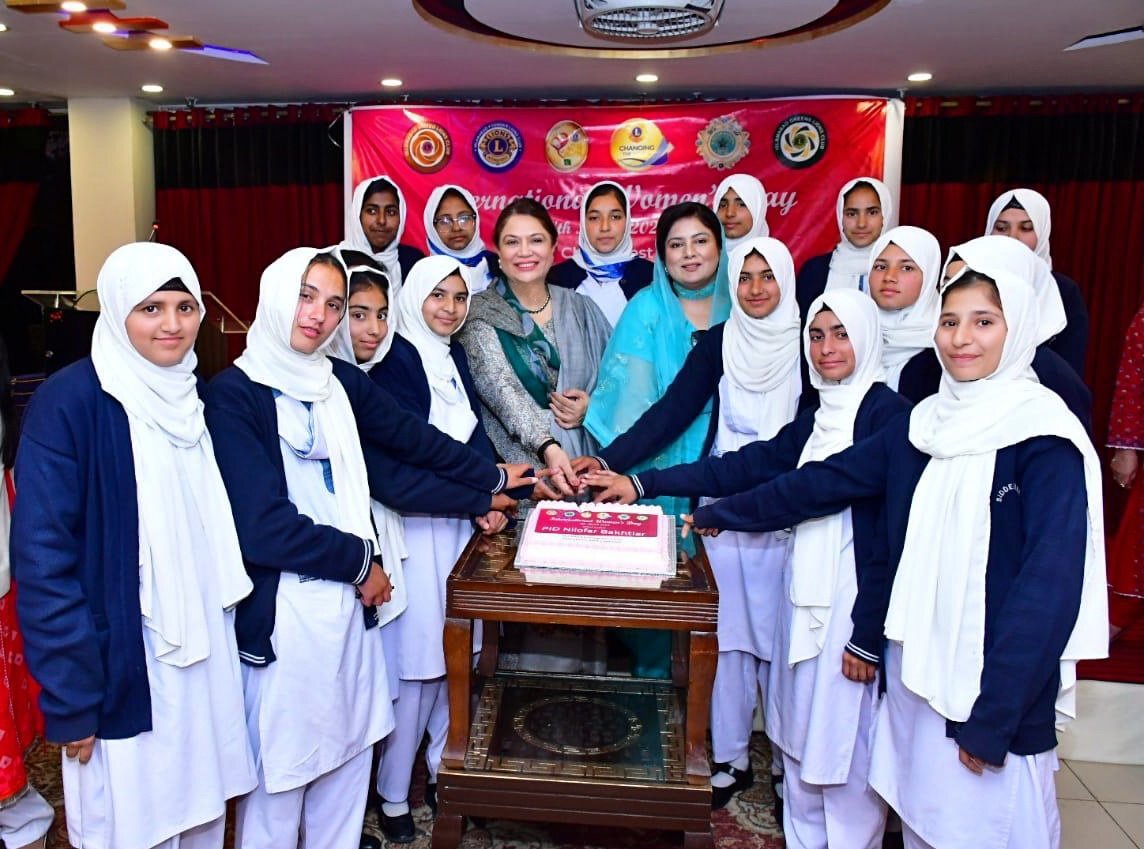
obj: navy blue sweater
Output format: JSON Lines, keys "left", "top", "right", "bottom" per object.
{"left": 204, "top": 357, "right": 505, "bottom": 667}
{"left": 548, "top": 256, "right": 654, "bottom": 302}
{"left": 11, "top": 359, "right": 186, "bottom": 741}
{"left": 794, "top": 252, "right": 832, "bottom": 326}
{"left": 694, "top": 415, "right": 1087, "bottom": 766}
{"left": 397, "top": 243, "right": 426, "bottom": 281}
{"left": 1050, "top": 271, "right": 1088, "bottom": 378}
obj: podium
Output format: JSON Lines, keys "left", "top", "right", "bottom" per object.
{"left": 435, "top": 525, "right": 718, "bottom": 849}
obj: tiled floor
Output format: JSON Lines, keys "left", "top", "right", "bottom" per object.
{"left": 1059, "top": 760, "right": 1144, "bottom": 848}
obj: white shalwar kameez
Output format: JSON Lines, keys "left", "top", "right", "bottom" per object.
{"left": 235, "top": 407, "right": 394, "bottom": 849}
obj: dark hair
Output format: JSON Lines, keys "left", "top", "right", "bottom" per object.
{"left": 493, "top": 197, "right": 558, "bottom": 246}
{"left": 941, "top": 269, "right": 1002, "bottom": 308}
{"left": 655, "top": 202, "right": 723, "bottom": 259}
{"left": 1002, "top": 196, "right": 1026, "bottom": 212}
{"left": 585, "top": 183, "right": 627, "bottom": 214}
{"left": 362, "top": 178, "right": 398, "bottom": 206}
{"left": 338, "top": 250, "right": 390, "bottom": 297}
{"left": 0, "top": 335, "right": 14, "bottom": 469}
{"left": 306, "top": 251, "right": 348, "bottom": 293}
{"left": 435, "top": 188, "right": 474, "bottom": 217}
{"left": 842, "top": 180, "right": 878, "bottom": 206}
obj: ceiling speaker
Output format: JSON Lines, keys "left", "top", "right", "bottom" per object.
{"left": 575, "top": 0, "right": 725, "bottom": 43}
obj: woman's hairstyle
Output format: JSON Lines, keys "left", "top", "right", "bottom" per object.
{"left": 305, "top": 251, "right": 349, "bottom": 292}
{"left": 1002, "top": 196, "right": 1026, "bottom": 213}
{"left": 655, "top": 202, "right": 723, "bottom": 259}
{"left": 0, "top": 335, "right": 15, "bottom": 469}
{"left": 435, "top": 188, "right": 474, "bottom": 216}
{"left": 843, "top": 180, "right": 877, "bottom": 205}
{"left": 941, "top": 269, "right": 1002, "bottom": 308}
{"left": 493, "top": 197, "right": 559, "bottom": 245}
{"left": 339, "top": 249, "right": 390, "bottom": 297}
{"left": 362, "top": 177, "right": 397, "bottom": 204}
{"left": 585, "top": 183, "right": 627, "bottom": 214}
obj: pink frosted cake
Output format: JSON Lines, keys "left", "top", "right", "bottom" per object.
{"left": 515, "top": 501, "right": 676, "bottom": 587}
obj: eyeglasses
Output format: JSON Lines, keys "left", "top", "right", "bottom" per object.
{"left": 434, "top": 214, "right": 476, "bottom": 229}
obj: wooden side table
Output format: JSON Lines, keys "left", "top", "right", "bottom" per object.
{"left": 432, "top": 525, "right": 719, "bottom": 849}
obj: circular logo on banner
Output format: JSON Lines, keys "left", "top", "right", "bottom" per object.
{"left": 773, "top": 114, "right": 827, "bottom": 169}
{"left": 696, "top": 115, "right": 751, "bottom": 170}
{"left": 473, "top": 121, "right": 524, "bottom": 172}
{"left": 545, "top": 120, "right": 588, "bottom": 172}
{"left": 610, "top": 117, "right": 673, "bottom": 171}
{"left": 403, "top": 122, "right": 452, "bottom": 173}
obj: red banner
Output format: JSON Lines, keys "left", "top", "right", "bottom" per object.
{"left": 347, "top": 98, "right": 890, "bottom": 268}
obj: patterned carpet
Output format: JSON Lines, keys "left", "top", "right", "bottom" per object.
{"left": 27, "top": 734, "right": 784, "bottom": 849}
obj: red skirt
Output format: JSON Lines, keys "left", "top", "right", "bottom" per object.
{"left": 1109, "top": 478, "right": 1144, "bottom": 604}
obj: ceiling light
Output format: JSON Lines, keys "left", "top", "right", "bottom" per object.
{"left": 92, "top": 21, "right": 117, "bottom": 34}
{"left": 0, "top": 88, "right": 14, "bottom": 97}
{"left": 907, "top": 71, "right": 933, "bottom": 82}
{"left": 149, "top": 36, "right": 172, "bottom": 50}
{"left": 0, "top": 24, "right": 8, "bottom": 33}
{"left": 60, "top": 1, "right": 86, "bottom": 12}
{"left": 636, "top": 73, "right": 659, "bottom": 83}
{"left": 380, "top": 78, "right": 402, "bottom": 88}
{"left": 140, "top": 83, "right": 163, "bottom": 94}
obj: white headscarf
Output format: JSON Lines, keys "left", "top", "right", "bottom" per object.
{"left": 885, "top": 261, "right": 1107, "bottom": 726}
{"left": 423, "top": 184, "right": 493, "bottom": 295}
{"left": 323, "top": 250, "right": 407, "bottom": 627}
{"left": 568, "top": 181, "right": 639, "bottom": 326}
{"left": 234, "top": 248, "right": 378, "bottom": 566}
{"left": 867, "top": 226, "right": 942, "bottom": 390}
{"left": 713, "top": 174, "right": 770, "bottom": 254}
{"left": 90, "top": 242, "right": 251, "bottom": 667}
{"left": 721, "top": 237, "right": 802, "bottom": 441}
{"left": 342, "top": 175, "right": 409, "bottom": 299}
{"left": 985, "top": 188, "right": 1054, "bottom": 268}
{"left": 789, "top": 289, "right": 886, "bottom": 663}
{"left": 397, "top": 255, "right": 479, "bottom": 443}
{"left": 826, "top": 177, "right": 894, "bottom": 293}
{"left": 327, "top": 249, "right": 396, "bottom": 372}
{"left": 947, "top": 235, "right": 1066, "bottom": 347}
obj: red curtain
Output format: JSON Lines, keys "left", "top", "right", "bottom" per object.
{"left": 900, "top": 95, "right": 1144, "bottom": 528}
{"left": 0, "top": 109, "right": 52, "bottom": 287}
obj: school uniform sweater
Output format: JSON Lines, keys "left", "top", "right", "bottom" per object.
{"left": 547, "top": 256, "right": 654, "bottom": 302}
{"left": 11, "top": 359, "right": 190, "bottom": 742}
{"left": 897, "top": 345, "right": 1092, "bottom": 431}
{"left": 397, "top": 243, "right": 427, "bottom": 282}
{"left": 694, "top": 415, "right": 1087, "bottom": 766}
{"left": 794, "top": 252, "right": 832, "bottom": 324}
{"left": 1051, "top": 270, "right": 1089, "bottom": 378}
{"left": 204, "top": 357, "right": 505, "bottom": 667}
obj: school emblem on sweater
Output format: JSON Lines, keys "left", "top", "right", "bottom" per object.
{"left": 403, "top": 122, "right": 452, "bottom": 173}
{"left": 610, "top": 117, "right": 673, "bottom": 171}
{"left": 773, "top": 114, "right": 827, "bottom": 169}
{"left": 696, "top": 115, "right": 750, "bottom": 170}
{"left": 545, "top": 120, "right": 588, "bottom": 172}
{"left": 473, "top": 121, "right": 524, "bottom": 172}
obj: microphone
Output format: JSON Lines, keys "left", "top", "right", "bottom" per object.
{"left": 148, "top": 221, "right": 159, "bottom": 243}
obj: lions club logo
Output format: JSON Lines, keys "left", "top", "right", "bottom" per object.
{"left": 473, "top": 121, "right": 523, "bottom": 173}
{"left": 773, "top": 114, "right": 827, "bottom": 169}
{"left": 610, "top": 117, "right": 672, "bottom": 171}
{"left": 696, "top": 115, "right": 751, "bottom": 170}
{"left": 545, "top": 120, "right": 589, "bottom": 172}
{"left": 403, "top": 122, "right": 452, "bottom": 173}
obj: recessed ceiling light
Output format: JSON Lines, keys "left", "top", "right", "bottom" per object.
{"left": 0, "top": 88, "right": 14, "bottom": 97}
{"left": 92, "top": 21, "right": 117, "bottom": 34}
{"left": 636, "top": 73, "right": 658, "bottom": 83}
{"left": 149, "top": 36, "right": 172, "bottom": 50}
{"left": 907, "top": 71, "right": 933, "bottom": 82}
{"left": 60, "top": 1, "right": 86, "bottom": 12}
{"left": 140, "top": 83, "right": 163, "bottom": 94}
{"left": 380, "top": 78, "right": 402, "bottom": 88}
{"left": 0, "top": 24, "right": 8, "bottom": 33}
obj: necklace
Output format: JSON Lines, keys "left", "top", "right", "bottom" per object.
{"left": 673, "top": 278, "right": 718, "bottom": 301}
{"left": 516, "top": 284, "right": 552, "bottom": 315}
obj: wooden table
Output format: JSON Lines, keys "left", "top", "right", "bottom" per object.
{"left": 432, "top": 524, "right": 719, "bottom": 849}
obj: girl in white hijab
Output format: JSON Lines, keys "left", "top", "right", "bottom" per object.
{"left": 984, "top": 187, "right": 1088, "bottom": 376}
{"left": 548, "top": 180, "right": 653, "bottom": 326}
{"left": 371, "top": 256, "right": 508, "bottom": 839}
{"left": 13, "top": 242, "right": 257, "bottom": 849}
{"left": 342, "top": 175, "right": 426, "bottom": 300}
{"left": 867, "top": 225, "right": 943, "bottom": 393}
{"left": 713, "top": 173, "right": 770, "bottom": 253}
{"left": 422, "top": 184, "right": 497, "bottom": 295}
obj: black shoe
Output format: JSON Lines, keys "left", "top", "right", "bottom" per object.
{"left": 360, "top": 836, "right": 382, "bottom": 849}
{"left": 771, "top": 773, "right": 784, "bottom": 826}
{"left": 379, "top": 811, "right": 416, "bottom": 844}
{"left": 424, "top": 782, "right": 437, "bottom": 816}
{"left": 710, "top": 762, "right": 754, "bottom": 810}
{"left": 882, "top": 830, "right": 905, "bottom": 849}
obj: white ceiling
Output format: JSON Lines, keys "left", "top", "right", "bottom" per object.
{"left": 0, "top": 0, "right": 1141, "bottom": 106}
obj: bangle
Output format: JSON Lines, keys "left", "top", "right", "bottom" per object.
{"left": 537, "top": 438, "right": 559, "bottom": 463}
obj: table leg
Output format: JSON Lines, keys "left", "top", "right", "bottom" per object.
{"left": 442, "top": 616, "right": 473, "bottom": 769}
{"left": 683, "top": 829, "right": 715, "bottom": 849}
{"left": 685, "top": 629, "right": 718, "bottom": 785}
{"left": 477, "top": 618, "right": 499, "bottom": 677}
{"left": 429, "top": 813, "right": 464, "bottom": 849}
